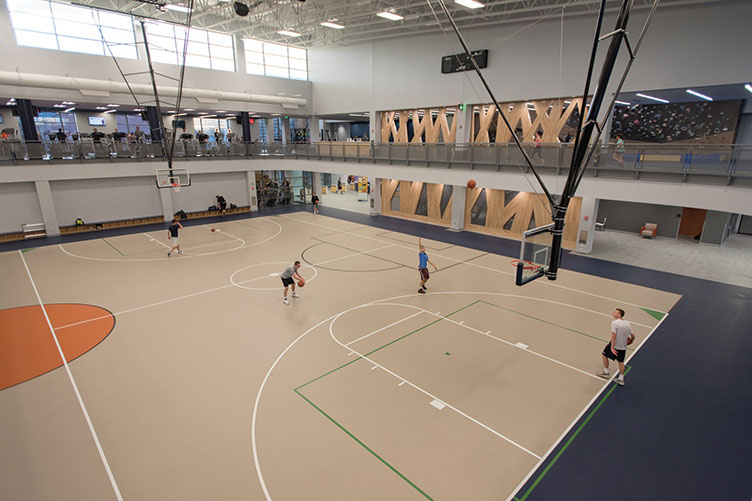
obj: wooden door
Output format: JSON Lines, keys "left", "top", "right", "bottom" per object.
{"left": 678, "top": 208, "right": 707, "bottom": 237}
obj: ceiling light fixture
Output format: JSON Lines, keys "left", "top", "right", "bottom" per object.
{"left": 53, "top": 104, "right": 66, "bottom": 108}
{"left": 321, "top": 21, "right": 344, "bottom": 29}
{"left": 96, "top": 106, "right": 108, "bottom": 110}
{"left": 107, "top": 104, "right": 121, "bottom": 107}
{"left": 62, "top": 101, "right": 76, "bottom": 105}
{"left": 744, "top": 84, "right": 752, "bottom": 94}
{"left": 63, "top": 107, "right": 75, "bottom": 112}
{"left": 277, "top": 30, "right": 301, "bottom": 37}
{"left": 104, "top": 109, "right": 117, "bottom": 114}
{"left": 614, "top": 100, "right": 631, "bottom": 106}
{"left": 686, "top": 89, "right": 713, "bottom": 101}
{"left": 377, "top": 11, "right": 403, "bottom": 21}
{"left": 635, "top": 93, "right": 669, "bottom": 103}
{"left": 454, "top": 0, "right": 484, "bottom": 9}
{"left": 164, "top": 4, "right": 192, "bottom": 14}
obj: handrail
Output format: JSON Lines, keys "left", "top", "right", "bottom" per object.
{"left": 1, "top": 138, "right": 750, "bottom": 185}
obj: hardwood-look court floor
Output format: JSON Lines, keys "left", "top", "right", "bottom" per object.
{"left": 0, "top": 212, "right": 680, "bottom": 500}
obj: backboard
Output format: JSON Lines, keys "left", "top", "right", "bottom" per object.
{"left": 515, "top": 223, "right": 556, "bottom": 286}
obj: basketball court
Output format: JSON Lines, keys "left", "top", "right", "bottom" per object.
{"left": 0, "top": 211, "right": 679, "bottom": 500}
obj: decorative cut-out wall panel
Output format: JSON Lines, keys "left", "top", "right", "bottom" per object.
{"left": 380, "top": 108, "right": 457, "bottom": 143}
{"left": 470, "top": 98, "right": 588, "bottom": 144}
{"left": 464, "top": 187, "right": 582, "bottom": 249}
{"left": 381, "top": 179, "right": 453, "bottom": 225}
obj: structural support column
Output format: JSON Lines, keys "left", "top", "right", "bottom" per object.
{"left": 34, "top": 180, "right": 60, "bottom": 236}
{"left": 246, "top": 170, "right": 259, "bottom": 211}
{"left": 369, "top": 177, "right": 381, "bottom": 215}
{"left": 449, "top": 185, "right": 466, "bottom": 231}
{"left": 158, "top": 187, "right": 174, "bottom": 222}
{"left": 369, "top": 109, "right": 380, "bottom": 143}
{"left": 454, "top": 106, "right": 472, "bottom": 144}
{"left": 16, "top": 98, "right": 39, "bottom": 142}
{"left": 280, "top": 118, "right": 288, "bottom": 144}
{"left": 312, "top": 171, "right": 322, "bottom": 195}
{"left": 264, "top": 118, "right": 273, "bottom": 143}
{"left": 575, "top": 197, "right": 599, "bottom": 253}
{"left": 240, "top": 112, "right": 251, "bottom": 142}
{"left": 309, "top": 116, "right": 319, "bottom": 142}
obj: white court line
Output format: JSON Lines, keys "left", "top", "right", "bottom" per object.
{"left": 53, "top": 245, "right": 398, "bottom": 333}
{"left": 202, "top": 224, "right": 245, "bottom": 244}
{"left": 504, "top": 311, "right": 671, "bottom": 501}
{"left": 18, "top": 250, "right": 123, "bottom": 501}
{"left": 254, "top": 290, "right": 671, "bottom": 500}
{"left": 279, "top": 214, "right": 670, "bottom": 314}
{"left": 328, "top": 308, "right": 542, "bottom": 460}
{"left": 312, "top": 243, "right": 395, "bottom": 266}
{"left": 345, "top": 311, "right": 424, "bottom": 347}
{"left": 144, "top": 232, "right": 172, "bottom": 249}
{"left": 417, "top": 308, "right": 602, "bottom": 381}
{"left": 57, "top": 219, "right": 280, "bottom": 263}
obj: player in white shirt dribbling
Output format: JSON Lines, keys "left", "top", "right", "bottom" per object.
{"left": 598, "top": 308, "right": 635, "bottom": 386}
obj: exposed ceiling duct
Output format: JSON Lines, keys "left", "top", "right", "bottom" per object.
{"left": 0, "top": 70, "right": 306, "bottom": 108}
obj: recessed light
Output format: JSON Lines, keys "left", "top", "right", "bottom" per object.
{"left": 184, "top": 108, "right": 195, "bottom": 111}
{"left": 64, "top": 107, "right": 75, "bottom": 112}
{"left": 216, "top": 110, "right": 227, "bottom": 113}
{"left": 164, "top": 4, "right": 192, "bottom": 13}
{"left": 615, "top": 100, "right": 631, "bottom": 106}
{"left": 277, "top": 30, "right": 301, "bottom": 37}
{"left": 454, "top": 0, "right": 484, "bottom": 9}
{"left": 686, "top": 89, "right": 713, "bottom": 101}
{"left": 107, "top": 104, "right": 121, "bottom": 107}
{"left": 96, "top": 106, "right": 108, "bottom": 110}
{"left": 104, "top": 109, "right": 117, "bottom": 114}
{"left": 133, "top": 108, "right": 142, "bottom": 112}
{"left": 377, "top": 11, "right": 403, "bottom": 21}
{"left": 62, "top": 101, "right": 76, "bottom": 105}
{"left": 321, "top": 21, "right": 344, "bottom": 29}
{"left": 745, "top": 84, "right": 752, "bottom": 94}
{"left": 53, "top": 104, "right": 66, "bottom": 108}
{"left": 635, "top": 93, "right": 669, "bottom": 104}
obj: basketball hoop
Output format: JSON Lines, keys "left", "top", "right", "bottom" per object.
{"left": 172, "top": 182, "right": 181, "bottom": 193}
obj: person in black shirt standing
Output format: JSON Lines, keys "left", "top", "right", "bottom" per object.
{"left": 311, "top": 192, "right": 319, "bottom": 214}
{"left": 91, "top": 128, "right": 105, "bottom": 143}
{"left": 55, "top": 129, "right": 67, "bottom": 142}
{"left": 167, "top": 219, "right": 183, "bottom": 257}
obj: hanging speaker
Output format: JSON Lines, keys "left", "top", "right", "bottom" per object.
{"left": 234, "top": 2, "right": 249, "bottom": 16}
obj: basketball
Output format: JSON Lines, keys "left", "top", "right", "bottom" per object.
{"left": 467, "top": 179, "right": 476, "bottom": 189}
{"left": 210, "top": 228, "right": 216, "bottom": 232}
{"left": 297, "top": 279, "right": 305, "bottom": 287}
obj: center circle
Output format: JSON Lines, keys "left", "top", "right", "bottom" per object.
{"left": 230, "top": 262, "right": 319, "bottom": 291}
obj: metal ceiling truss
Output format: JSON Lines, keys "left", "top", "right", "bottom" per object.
{"left": 70, "top": 0, "right": 733, "bottom": 47}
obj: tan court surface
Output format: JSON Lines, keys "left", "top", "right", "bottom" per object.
{"left": 0, "top": 213, "right": 680, "bottom": 501}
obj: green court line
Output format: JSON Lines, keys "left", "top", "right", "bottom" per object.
{"left": 293, "top": 300, "right": 480, "bottom": 392}
{"left": 515, "top": 366, "right": 632, "bottom": 501}
{"left": 639, "top": 307, "right": 666, "bottom": 321}
{"left": 20, "top": 248, "right": 36, "bottom": 253}
{"left": 478, "top": 300, "right": 634, "bottom": 351}
{"left": 295, "top": 389, "right": 435, "bottom": 501}
{"left": 102, "top": 238, "right": 124, "bottom": 256}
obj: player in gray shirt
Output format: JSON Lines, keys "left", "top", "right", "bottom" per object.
{"left": 598, "top": 308, "right": 635, "bottom": 386}
{"left": 280, "top": 261, "right": 304, "bottom": 305}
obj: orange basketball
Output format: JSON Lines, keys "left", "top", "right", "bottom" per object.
{"left": 467, "top": 179, "right": 476, "bottom": 189}
{"left": 210, "top": 228, "right": 216, "bottom": 232}
{"left": 297, "top": 279, "right": 305, "bottom": 287}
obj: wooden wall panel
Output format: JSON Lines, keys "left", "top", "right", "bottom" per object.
{"left": 379, "top": 107, "right": 456, "bottom": 143}
{"left": 465, "top": 187, "right": 582, "bottom": 249}
{"left": 381, "top": 179, "right": 452, "bottom": 226}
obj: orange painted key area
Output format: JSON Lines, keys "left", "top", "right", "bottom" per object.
{"left": 0, "top": 304, "right": 115, "bottom": 390}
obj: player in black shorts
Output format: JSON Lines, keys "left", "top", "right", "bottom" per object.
{"left": 216, "top": 195, "right": 227, "bottom": 216}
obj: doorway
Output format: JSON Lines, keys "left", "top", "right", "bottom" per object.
{"left": 678, "top": 208, "right": 707, "bottom": 239}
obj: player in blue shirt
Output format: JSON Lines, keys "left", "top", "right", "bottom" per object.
{"left": 417, "top": 238, "right": 438, "bottom": 294}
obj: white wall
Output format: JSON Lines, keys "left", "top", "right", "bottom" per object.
{"left": 310, "top": 2, "right": 752, "bottom": 114}
{"left": 0, "top": 182, "right": 43, "bottom": 233}
{"left": 170, "top": 172, "right": 248, "bottom": 213}
{"left": 0, "top": 107, "right": 17, "bottom": 133}
{"left": 76, "top": 112, "right": 116, "bottom": 135}
{"left": 50, "top": 177, "right": 162, "bottom": 225}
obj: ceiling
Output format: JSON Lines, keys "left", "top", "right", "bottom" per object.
{"left": 72, "top": 0, "right": 736, "bottom": 48}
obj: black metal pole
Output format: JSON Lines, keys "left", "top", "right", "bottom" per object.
{"left": 139, "top": 21, "right": 167, "bottom": 162}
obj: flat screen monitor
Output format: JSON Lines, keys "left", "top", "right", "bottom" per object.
{"left": 88, "top": 116, "right": 106, "bottom": 126}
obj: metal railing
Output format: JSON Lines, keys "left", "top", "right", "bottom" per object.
{"left": 1, "top": 138, "right": 750, "bottom": 185}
